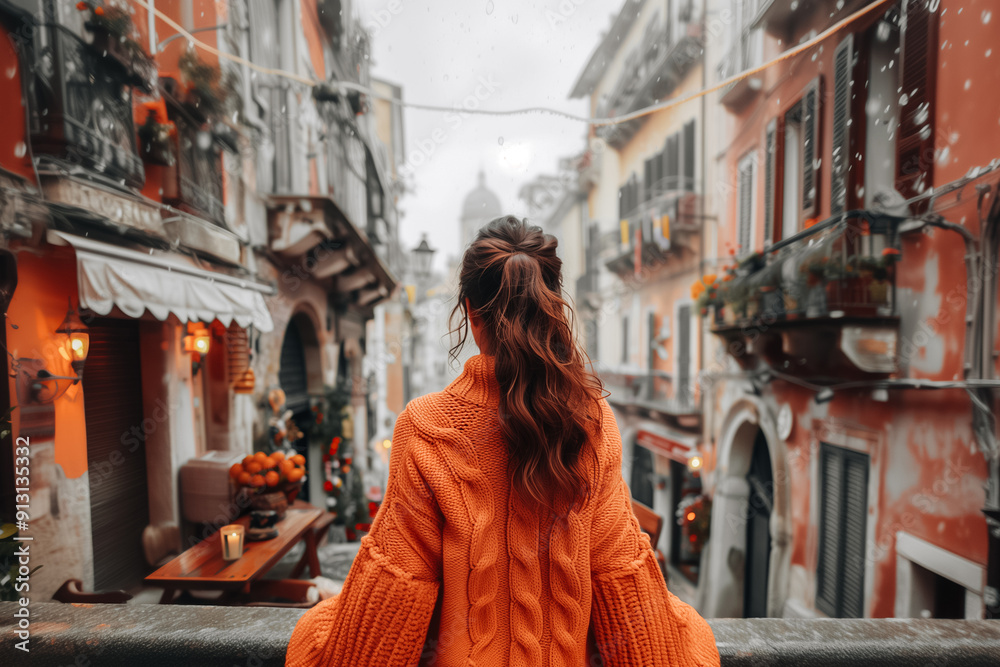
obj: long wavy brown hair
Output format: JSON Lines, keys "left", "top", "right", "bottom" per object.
{"left": 450, "top": 216, "right": 604, "bottom": 508}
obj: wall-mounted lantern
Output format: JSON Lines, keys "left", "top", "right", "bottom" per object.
{"left": 184, "top": 323, "right": 211, "bottom": 375}
{"left": 20, "top": 302, "right": 90, "bottom": 404}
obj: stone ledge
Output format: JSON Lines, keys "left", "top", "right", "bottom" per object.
{"left": 2, "top": 602, "right": 1000, "bottom": 666}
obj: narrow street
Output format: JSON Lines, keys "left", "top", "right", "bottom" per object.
{"left": 1, "top": 0, "right": 999, "bottom": 664}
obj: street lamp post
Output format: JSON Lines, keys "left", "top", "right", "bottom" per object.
{"left": 412, "top": 235, "right": 435, "bottom": 279}
{"left": 406, "top": 236, "right": 436, "bottom": 404}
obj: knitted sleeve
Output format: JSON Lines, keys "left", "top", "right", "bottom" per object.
{"left": 589, "top": 408, "right": 721, "bottom": 667}
{"left": 285, "top": 410, "right": 442, "bottom": 667}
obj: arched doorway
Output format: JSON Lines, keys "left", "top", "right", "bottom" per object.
{"left": 744, "top": 430, "right": 773, "bottom": 617}
{"left": 278, "top": 312, "right": 322, "bottom": 501}
{"left": 703, "top": 400, "right": 791, "bottom": 619}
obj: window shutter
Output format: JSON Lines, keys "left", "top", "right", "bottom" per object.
{"left": 896, "top": 0, "right": 938, "bottom": 207}
{"left": 647, "top": 311, "right": 657, "bottom": 372}
{"left": 666, "top": 134, "right": 680, "bottom": 192}
{"left": 817, "top": 443, "right": 869, "bottom": 618}
{"left": 653, "top": 145, "right": 664, "bottom": 197}
{"left": 676, "top": 304, "right": 691, "bottom": 403}
{"left": 644, "top": 158, "right": 654, "bottom": 202}
{"left": 683, "top": 120, "right": 696, "bottom": 191}
{"left": 841, "top": 454, "right": 869, "bottom": 618}
{"left": 738, "top": 156, "right": 754, "bottom": 251}
{"left": 816, "top": 446, "right": 843, "bottom": 616}
{"left": 801, "top": 77, "right": 821, "bottom": 218}
{"left": 831, "top": 35, "right": 854, "bottom": 216}
{"left": 764, "top": 120, "right": 777, "bottom": 245}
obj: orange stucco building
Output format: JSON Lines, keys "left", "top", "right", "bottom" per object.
{"left": 0, "top": 0, "right": 398, "bottom": 599}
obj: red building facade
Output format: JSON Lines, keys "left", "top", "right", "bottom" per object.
{"left": 703, "top": 0, "right": 1000, "bottom": 620}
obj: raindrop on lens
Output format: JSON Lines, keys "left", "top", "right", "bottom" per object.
{"left": 498, "top": 137, "right": 504, "bottom": 145}
{"left": 899, "top": 93, "right": 909, "bottom": 105}
{"left": 486, "top": 0, "right": 494, "bottom": 15}
{"left": 14, "top": 142, "right": 26, "bottom": 158}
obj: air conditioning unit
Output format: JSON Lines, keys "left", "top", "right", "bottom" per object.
{"left": 179, "top": 450, "right": 244, "bottom": 524}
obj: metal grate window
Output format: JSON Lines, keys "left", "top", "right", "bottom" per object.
{"left": 817, "top": 443, "right": 869, "bottom": 618}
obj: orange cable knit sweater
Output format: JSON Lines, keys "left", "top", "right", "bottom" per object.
{"left": 286, "top": 354, "right": 720, "bottom": 666}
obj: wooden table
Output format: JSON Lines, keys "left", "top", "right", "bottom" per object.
{"left": 146, "top": 508, "right": 323, "bottom": 604}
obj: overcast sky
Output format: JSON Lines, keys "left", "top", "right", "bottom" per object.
{"left": 356, "top": 0, "right": 613, "bottom": 270}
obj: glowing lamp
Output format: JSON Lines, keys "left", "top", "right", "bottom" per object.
{"left": 184, "top": 327, "right": 211, "bottom": 355}
{"left": 688, "top": 455, "right": 703, "bottom": 470}
{"left": 56, "top": 304, "right": 89, "bottom": 377}
{"left": 382, "top": 439, "right": 392, "bottom": 449}
{"left": 220, "top": 524, "right": 245, "bottom": 561}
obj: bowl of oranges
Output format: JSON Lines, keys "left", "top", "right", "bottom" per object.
{"left": 230, "top": 450, "right": 307, "bottom": 516}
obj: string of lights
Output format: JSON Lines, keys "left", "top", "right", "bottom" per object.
{"left": 130, "top": 0, "right": 893, "bottom": 127}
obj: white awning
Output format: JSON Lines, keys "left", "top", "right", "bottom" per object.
{"left": 48, "top": 231, "right": 275, "bottom": 333}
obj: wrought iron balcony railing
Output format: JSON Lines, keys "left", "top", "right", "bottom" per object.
{"left": 161, "top": 108, "right": 226, "bottom": 226}
{"left": 606, "top": 190, "right": 701, "bottom": 276}
{"left": 708, "top": 213, "right": 900, "bottom": 330}
{"left": 27, "top": 21, "right": 144, "bottom": 188}
{"left": 716, "top": 29, "right": 763, "bottom": 107}
{"left": 595, "top": 21, "right": 703, "bottom": 147}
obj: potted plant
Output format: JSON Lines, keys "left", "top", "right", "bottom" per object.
{"left": 179, "top": 49, "right": 239, "bottom": 120}
{"left": 78, "top": 1, "right": 156, "bottom": 93}
{"left": 137, "top": 107, "right": 175, "bottom": 166}
{"left": 691, "top": 273, "right": 720, "bottom": 320}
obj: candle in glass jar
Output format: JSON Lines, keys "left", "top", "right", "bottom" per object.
{"left": 221, "top": 524, "right": 245, "bottom": 561}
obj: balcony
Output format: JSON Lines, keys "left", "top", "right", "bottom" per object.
{"left": 747, "top": 0, "right": 856, "bottom": 40}
{"left": 596, "top": 22, "right": 704, "bottom": 148}
{"left": 717, "top": 29, "right": 764, "bottom": 109}
{"left": 606, "top": 190, "right": 701, "bottom": 278}
{"left": 6, "top": 602, "right": 998, "bottom": 666}
{"left": 160, "top": 97, "right": 226, "bottom": 227}
{"left": 27, "top": 22, "right": 144, "bottom": 188}
{"left": 708, "top": 213, "right": 901, "bottom": 380}
{"left": 600, "top": 365, "right": 701, "bottom": 432}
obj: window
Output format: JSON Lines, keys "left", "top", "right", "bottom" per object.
{"left": 619, "top": 174, "right": 639, "bottom": 222}
{"left": 737, "top": 152, "right": 756, "bottom": 252}
{"left": 865, "top": 15, "right": 902, "bottom": 206}
{"left": 817, "top": 443, "right": 869, "bottom": 618}
{"left": 782, "top": 101, "right": 803, "bottom": 239}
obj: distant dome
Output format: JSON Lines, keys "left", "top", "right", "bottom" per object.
{"left": 461, "top": 170, "right": 502, "bottom": 222}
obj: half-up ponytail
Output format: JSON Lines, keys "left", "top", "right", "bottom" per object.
{"left": 451, "top": 216, "right": 603, "bottom": 508}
